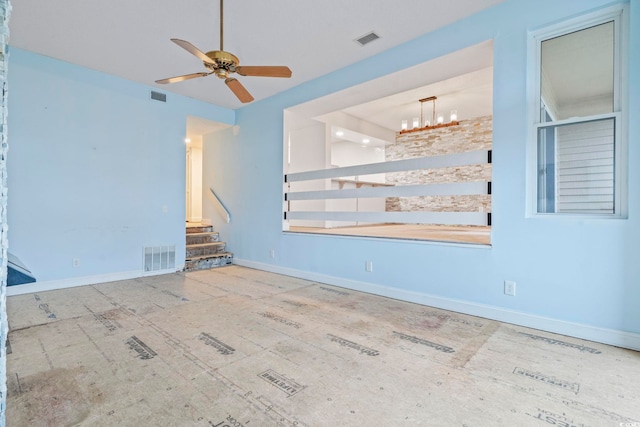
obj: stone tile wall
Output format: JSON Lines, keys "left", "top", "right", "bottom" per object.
{"left": 0, "top": 1, "right": 9, "bottom": 425}
{"left": 385, "top": 116, "right": 492, "bottom": 213}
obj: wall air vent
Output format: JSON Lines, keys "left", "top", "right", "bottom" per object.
{"left": 143, "top": 245, "right": 176, "bottom": 274}
{"left": 150, "top": 91, "right": 167, "bottom": 102}
{"left": 355, "top": 31, "right": 380, "bottom": 46}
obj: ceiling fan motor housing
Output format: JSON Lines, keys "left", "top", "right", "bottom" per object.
{"left": 205, "top": 50, "right": 239, "bottom": 78}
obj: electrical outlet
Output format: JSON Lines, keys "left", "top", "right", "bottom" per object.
{"left": 365, "top": 261, "right": 373, "bottom": 272}
{"left": 269, "top": 249, "right": 275, "bottom": 259}
{"left": 504, "top": 280, "right": 516, "bottom": 296}
{"left": 72, "top": 258, "right": 80, "bottom": 268}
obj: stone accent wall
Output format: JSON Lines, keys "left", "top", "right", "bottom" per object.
{"left": 0, "top": 1, "right": 9, "bottom": 425}
{"left": 385, "top": 115, "right": 492, "bottom": 213}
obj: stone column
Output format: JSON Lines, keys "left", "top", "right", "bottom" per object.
{"left": 0, "top": 1, "right": 10, "bottom": 425}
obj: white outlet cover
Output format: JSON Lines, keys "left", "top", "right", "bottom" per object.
{"left": 504, "top": 280, "right": 516, "bottom": 296}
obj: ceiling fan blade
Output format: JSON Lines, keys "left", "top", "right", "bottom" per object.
{"left": 225, "top": 78, "right": 254, "bottom": 103}
{"left": 236, "top": 66, "right": 292, "bottom": 78}
{"left": 155, "top": 72, "right": 210, "bottom": 84}
{"left": 171, "top": 39, "right": 215, "bottom": 64}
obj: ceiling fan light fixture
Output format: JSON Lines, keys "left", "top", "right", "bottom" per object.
{"left": 154, "top": 0, "right": 292, "bottom": 103}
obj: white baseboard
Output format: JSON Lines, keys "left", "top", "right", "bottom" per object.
{"left": 234, "top": 258, "right": 640, "bottom": 351}
{"left": 6, "top": 268, "right": 181, "bottom": 296}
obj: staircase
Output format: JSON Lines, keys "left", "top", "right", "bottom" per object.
{"left": 185, "top": 224, "right": 233, "bottom": 271}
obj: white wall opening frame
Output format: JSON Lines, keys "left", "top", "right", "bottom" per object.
{"left": 526, "top": 3, "right": 629, "bottom": 219}
{"left": 281, "top": 41, "right": 495, "bottom": 244}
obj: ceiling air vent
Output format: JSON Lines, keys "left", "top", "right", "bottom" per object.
{"left": 355, "top": 31, "right": 380, "bottom": 47}
{"left": 150, "top": 91, "right": 167, "bottom": 102}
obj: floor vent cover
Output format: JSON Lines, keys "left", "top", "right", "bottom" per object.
{"left": 355, "top": 31, "right": 380, "bottom": 46}
{"left": 144, "top": 245, "right": 176, "bottom": 273}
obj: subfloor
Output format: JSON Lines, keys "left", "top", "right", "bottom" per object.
{"left": 5, "top": 266, "right": 639, "bottom": 426}
{"left": 288, "top": 224, "right": 491, "bottom": 245}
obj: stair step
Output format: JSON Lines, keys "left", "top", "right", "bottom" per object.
{"left": 184, "top": 252, "right": 233, "bottom": 271}
{"left": 186, "top": 241, "right": 226, "bottom": 258}
{"left": 184, "top": 223, "right": 232, "bottom": 271}
{"left": 186, "top": 225, "right": 214, "bottom": 234}
{"left": 186, "top": 231, "right": 220, "bottom": 245}
{"left": 185, "top": 252, "right": 233, "bottom": 262}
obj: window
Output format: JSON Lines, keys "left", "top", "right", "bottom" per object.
{"left": 529, "top": 6, "right": 627, "bottom": 217}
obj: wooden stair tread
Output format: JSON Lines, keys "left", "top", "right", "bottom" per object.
{"left": 186, "top": 242, "right": 225, "bottom": 249}
{"left": 186, "top": 231, "right": 219, "bottom": 237}
{"left": 186, "top": 225, "right": 214, "bottom": 234}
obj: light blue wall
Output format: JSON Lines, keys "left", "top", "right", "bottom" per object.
{"left": 205, "top": 0, "right": 639, "bottom": 337}
{"left": 8, "top": 47, "right": 234, "bottom": 282}
{"left": 6, "top": 0, "right": 638, "bottom": 340}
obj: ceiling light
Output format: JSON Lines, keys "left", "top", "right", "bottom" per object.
{"left": 336, "top": 131, "right": 344, "bottom": 137}
{"left": 362, "top": 138, "right": 370, "bottom": 144}
{"left": 184, "top": 138, "right": 191, "bottom": 144}
{"left": 399, "top": 95, "right": 460, "bottom": 133}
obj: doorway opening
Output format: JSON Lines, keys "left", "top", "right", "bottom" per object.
{"left": 185, "top": 115, "right": 229, "bottom": 224}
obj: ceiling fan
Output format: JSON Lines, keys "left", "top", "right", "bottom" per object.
{"left": 155, "top": 0, "right": 292, "bottom": 103}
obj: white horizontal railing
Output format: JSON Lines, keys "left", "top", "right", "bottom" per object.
{"left": 284, "top": 149, "right": 491, "bottom": 228}
{"left": 285, "top": 150, "right": 489, "bottom": 183}
{"left": 209, "top": 188, "right": 230, "bottom": 223}
{"left": 286, "top": 181, "right": 489, "bottom": 201}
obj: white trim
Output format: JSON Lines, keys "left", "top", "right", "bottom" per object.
{"left": 286, "top": 150, "right": 489, "bottom": 183}
{"left": 287, "top": 181, "right": 489, "bottom": 201}
{"left": 526, "top": 3, "right": 628, "bottom": 219}
{"left": 529, "top": 4, "right": 626, "bottom": 43}
{"left": 6, "top": 268, "right": 181, "bottom": 296}
{"left": 234, "top": 258, "right": 640, "bottom": 351}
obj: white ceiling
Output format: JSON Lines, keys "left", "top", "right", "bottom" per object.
{"left": 295, "top": 40, "right": 494, "bottom": 136}
{"left": 341, "top": 67, "right": 493, "bottom": 133}
{"left": 9, "top": 0, "right": 505, "bottom": 111}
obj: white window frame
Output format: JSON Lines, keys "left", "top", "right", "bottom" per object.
{"left": 526, "top": 4, "right": 628, "bottom": 219}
